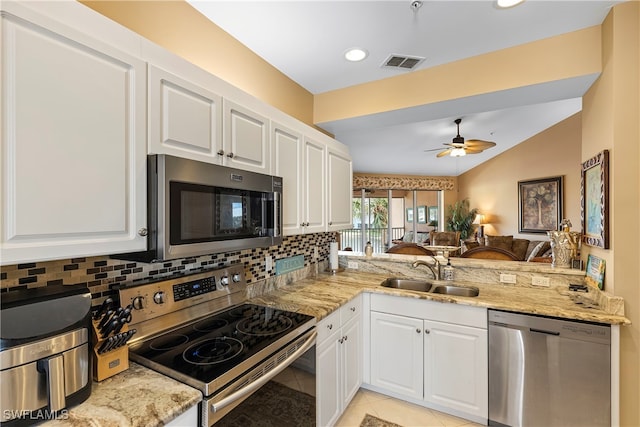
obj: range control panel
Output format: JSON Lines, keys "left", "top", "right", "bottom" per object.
{"left": 118, "top": 264, "right": 247, "bottom": 326}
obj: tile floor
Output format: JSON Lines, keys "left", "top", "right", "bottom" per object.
{"left": 273, "top": 367, "right": 485, "bottom": 427}
{"left": 336, "top": 388, "right": 485, "bottom": 427}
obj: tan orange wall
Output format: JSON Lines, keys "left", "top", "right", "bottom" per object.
{"left": 314, "top": 26, "right": 601, "bottom": 124}
{"left": 458, "top": 113, "right": 582, "bottom": 239}
{"left": 80, "top": 0, "right": 315, "bottom": 128}
{"left": 582, "top": 3, "right": 640, "bottom": 426}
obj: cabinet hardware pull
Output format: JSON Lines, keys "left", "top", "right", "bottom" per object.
{"left": 138, "top": 228, "right": 148, "bottom": 236}
{"left": 217, "top": 150, "right": 224, "bottom": 156}
{"left": 329, "top": 221, "right": 332, "bottom": 225}
{"left": 416, "top": 329, "right": 421, "bottom": 333}
{"left": 425, "top": 329, "right": 430, "bottom": 334}
{"left": 350, "top": 307, "right": 356, "bottom": 312}
{"left": 327, "top": 324, "right": 333, "bottom": 330}
{"left": 338, "top": 337, "right": 344, "bottom": 344}
{"left": 226, "top": 152, "right": 234, "bottom": 158}
{"left": 343, "top": 335, "right": 348, "bottom": 341}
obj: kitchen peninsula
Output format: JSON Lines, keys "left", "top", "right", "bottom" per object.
{"left": 47, "top": 254, "right": 628, "bottom": 426}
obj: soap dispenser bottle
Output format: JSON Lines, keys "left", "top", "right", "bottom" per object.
{"left": 365, "top": 241, "right": 373, "bottom": 258}
{"left": 443, "top": 259, "right": 454, "bottom": 281}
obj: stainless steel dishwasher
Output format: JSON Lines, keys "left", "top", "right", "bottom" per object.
{"left": 488, "top": 310, "right": 611, "bottom": 427}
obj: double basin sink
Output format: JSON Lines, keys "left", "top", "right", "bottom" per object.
{"left": 381, "top": 278, "right": 479, "bottom": 297}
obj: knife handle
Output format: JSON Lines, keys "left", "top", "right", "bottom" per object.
{"left": 113, "top": 318, "right": 126, "bottom": 335}
{"left": 97, "top": 337, "right": 113, "bottom": 354}
{"left": 97, "top": 310, "right": 114, "bottom": 330}
{"left": 101, "top": 319, "right": 119, "bottom": 339}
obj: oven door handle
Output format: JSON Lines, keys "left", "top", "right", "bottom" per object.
{"left": 210, "top": 330, "right": 317, "bottom": 414}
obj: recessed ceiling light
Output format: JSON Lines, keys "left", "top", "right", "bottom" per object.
{"left": 496, "top": 0, "right": 525, "bottom": 8}
{"left": 344, "top": 48, "right": 368, "bottom": 62}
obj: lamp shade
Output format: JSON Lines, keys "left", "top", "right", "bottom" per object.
{"left": 473, "top": 214, "right": 485, "bottom": 225}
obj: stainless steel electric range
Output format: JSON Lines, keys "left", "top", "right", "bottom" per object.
{"left": 118, "top": 264, "right": 317, "bottom": 426}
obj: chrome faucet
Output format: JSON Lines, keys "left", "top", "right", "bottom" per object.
{"left": 412, "top": 256, "right": 441, "bottom": 280}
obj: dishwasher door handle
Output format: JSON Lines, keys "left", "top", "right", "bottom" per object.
{"left": 529, "top": 327, "right": 560, "bottom": 336}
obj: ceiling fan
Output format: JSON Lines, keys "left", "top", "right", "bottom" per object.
{"left": 426, "top": 118, "right": 496, "bottom": 158}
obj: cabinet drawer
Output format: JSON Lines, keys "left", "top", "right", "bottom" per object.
{"left": 317, "top": 310, "right": 340, "bottom": 345}
{"left": 340, "top": 295, "right": 362, "bottom": 325}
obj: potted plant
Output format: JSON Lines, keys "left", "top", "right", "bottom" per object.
{"left": 445, "top": 199, "right": 478, "bottom": 240}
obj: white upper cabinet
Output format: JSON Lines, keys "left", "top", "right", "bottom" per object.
{"left": 223, "top": 100, "right": 270, "bottom": 174}
{"left": 148, "top": 64, "right": 222, "bottom": 161}
{"left": 303, "top": 137, "right": 327, "bottom": 234}
{"left": 0, "top": 1, "right": 147, "bottom": 265}
{"left": 327, "top": 146, "right": 353, "bottom": 231}
{"left": 271, "top": 122, "right": 304, "bottom": 236}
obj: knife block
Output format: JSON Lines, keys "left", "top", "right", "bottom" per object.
{"left": 91, "top": 319, "right": 129, "bottom": 382}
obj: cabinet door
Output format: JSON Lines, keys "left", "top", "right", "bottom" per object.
{"left": 341, "top": 316, "right": 362, "bottom": 408}
{"left": 303, "top": 137, "right": 326, "bottom": 233}
{"left": 223, "top": 100, "right": 270, "bottom": 174}
{"left": 272, "top": 123, "right": 303, "bottom": 236}
{"left": 327, "top": 147, "right": 352, "bottom": 232}
{"left": 423, "top": 320, "right": 488, "bottom": 419}
{"left": 148, "top": 65, "right": 222, "bottom": 161}
{"left": 0, "top": 6, "right": 146, "bottom": 265}
{"left": 317, "top": 331, "right": 341, "bottom": 427}
{"left": 370, "top": 312, "right": 423, "bottom": 400}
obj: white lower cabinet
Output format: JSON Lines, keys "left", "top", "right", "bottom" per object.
{"left": 370, "top": 311, "right": 423, "bottom": 400}
{"left": 423, "top": 320, "right": 487, "bottom": 419}
{"left": 317, "top": 296, "right": 362, "bottom": 427}
{"left": 369, "top": 294, "right": 488, "bottom": 423}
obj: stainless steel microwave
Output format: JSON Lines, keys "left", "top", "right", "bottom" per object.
{"left": 117, "top": 155, "right": 282, "bottom": 263}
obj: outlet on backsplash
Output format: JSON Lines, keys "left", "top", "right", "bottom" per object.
{"left": 499, "top": 273, "right": 517, "bottom": 284}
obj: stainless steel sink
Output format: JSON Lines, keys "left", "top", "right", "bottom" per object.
{"left": 380, "top": 278, "right": 433, "bottom": 292}
{"left": 430, "top": 285, "right": 480, "bottom": 297}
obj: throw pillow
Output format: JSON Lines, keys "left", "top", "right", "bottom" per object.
{"left": 526, "top": 241, "right": 551, "bottom": 261}
{"left": 485, "top": 235, "right": 514, "bottom": 251}
{"left": 511, "top": 238, "right": 530, "bottom": 261}
{"left": 402, "top": 231, "right": 414, "bottom": 242}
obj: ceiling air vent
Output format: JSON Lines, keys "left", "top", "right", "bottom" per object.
{"left": 381, "top": 54, "right": 425, "bottom": 70}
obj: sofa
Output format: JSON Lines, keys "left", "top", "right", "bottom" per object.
{"left": 460, "top": 235, "right": 552, "bottom": 261}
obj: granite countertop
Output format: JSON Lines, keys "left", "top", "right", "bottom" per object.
{"left": 43, "top": 267, "right": 628, "bottom": 427}
{"left": 249, "top": 270, "right": 631, "bottom": 325}
{"left": 43, "top": 362, "right": 201, "bottom": 427}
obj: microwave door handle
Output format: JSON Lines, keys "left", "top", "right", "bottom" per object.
{"left": 210, "top": 330, "right": 316, "bottom": 414}
{"left": 273, "top": 191, "right": 280, "bottom": 237}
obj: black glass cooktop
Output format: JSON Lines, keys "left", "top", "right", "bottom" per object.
{"left": 129, "top": 304, "right": 314, "bottom": 384}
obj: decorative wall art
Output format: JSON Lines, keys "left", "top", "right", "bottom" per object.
{"left": 518, "top": 176, "right": 563, "bottom": 234}
{"left": 581, "top": 150, "right": 609, "bottom": 248}
{"left": 417, "top": 206, "right": 427, "bottom": 224}
{"left": 406, "top": 208, "right": 413, "bottom": 223}
{"left": 428, "top": 206, "right": 438, "bottom": 223}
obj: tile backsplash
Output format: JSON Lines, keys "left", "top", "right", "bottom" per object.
{"left": 1, "top": 232, "right": 336, "bottom": 307}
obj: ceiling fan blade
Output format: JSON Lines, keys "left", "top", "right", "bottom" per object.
{"left": 436, "top": 149, "right": 453, "bottom": 158}
{"left": 424, "top": 142, "right": 453, "bottom": 152}
{"left": 463, "top": 148, "right": 485, "bottom": 154}
{"left": 464, "top": 139, "right": 496, "bottom": 149}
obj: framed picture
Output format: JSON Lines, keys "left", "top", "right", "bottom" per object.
{"left": 518, "top": 176, "right": 563, "bottom": 234}
{"left": 428, "top": 206, "right": 438, "bottom": 222}
{"left": 406, "top": 208, "right": 413, "bottom": 223}
{"left": 581, "top": 150, "right": 609, "bottom": 249}
{"left": 585, "top": 254, "right": 606, "bottom": 289}
{"left": 417, "top": 206, "right": 427, "bottom": 224}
